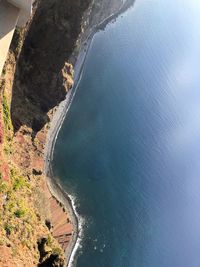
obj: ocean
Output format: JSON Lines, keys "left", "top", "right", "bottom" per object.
{"left": 52, "top": 0, "right": 200, "bottom": 266}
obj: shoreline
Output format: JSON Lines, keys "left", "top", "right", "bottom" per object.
{"left": 44, "top": 0, "right": 135, "bottom": 266}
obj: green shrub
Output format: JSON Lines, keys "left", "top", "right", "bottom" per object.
{"left": 52, "top": 247, "right": 62, "bottom": 255}
{"left": 14, "top": 208, "right": 26, "bottom": 218}
{"left": 0, "top": 238, "right": 4, "bottom": 246}
{"left": 2, "top": 95, "right": 12, "bottom": 131}
{"left": 6, "top": 201, "right": 15, "bottom": 212}
{"left": 11, "top": 246, "right": 18, "bottom": 257}
{"left": 13, "top": 176, "right": 27, "bottom": 191}
{"left": 21, "top": 239, "right": 31, "bottom": 249}
{"left": 10, "top": 168, "right": 17, "bottom": 178}
{"left": 4, "top": 223, "right": 14, "bottom": 236}
{"left": 47, "top": 234, "right": 53, "bottom": 247}
{"left": 3, "top": 95, "right": 10, "bottom": 126}
{"left": 4, "top": 145, "right": 12, "bottom": 155}
{"left": 10, "top": 27, "right": 23, "bottom": 58}
{"left": 0, "top": 181, "right": 8, "bottom": 193}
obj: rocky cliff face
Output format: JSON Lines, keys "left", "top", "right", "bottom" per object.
{"left": 11, "top": 0, "right": 92, "bottom": 134}
{"left": 20, "top": 0, "right": 91, "bottom": 109}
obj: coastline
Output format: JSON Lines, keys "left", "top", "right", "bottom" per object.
{"left": 44, "top": 0, "right": 135, "bottom": 266}
{"left": 44, "top": 33, "right": 95, "bottom": 267}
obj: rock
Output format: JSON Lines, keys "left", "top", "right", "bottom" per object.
{"left": 61, "top": 62, "right": 74, "bottom": 92}
{"left": 32, "top": 115, "right": 50, "bottom": 132}
{"left": 37, "top": 238, "right": 64, "bottom": 267}
{"left": 45, "top": 219, "right": 52, "bottom": 231}
{"left": 38, "top": 253, "right": 64, "bottom": 267}
{"left": 13, "top": 0, "right": 92, "bottom": 113}
{"left": 32, "top": 168, "right": 42, "bottom": 175}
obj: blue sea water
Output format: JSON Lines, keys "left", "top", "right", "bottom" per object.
{"left": 52, "top": 0, "right": 200, "bottom": 266}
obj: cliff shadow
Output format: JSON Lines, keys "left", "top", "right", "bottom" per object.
{"left": 11, "top": 0, "right": 91, "bottom": 135}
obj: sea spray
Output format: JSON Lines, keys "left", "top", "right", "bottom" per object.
{"left": 67, "top": 194, "right": 85, "bottom": 267}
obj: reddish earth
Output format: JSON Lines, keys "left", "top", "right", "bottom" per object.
{"left": 12, "top": 120, "right": 74, "bottom": 255}
{"left": 1, "top": 162, "right": 10, "bottom": 181}
{"left": 44, "top": 183, "right": 74, "bottom": 251}
{"left": 0, "top": 246, "right": 35, "bottom": 267}
{"left": 0, "top": 120, "right": 3, "bottom": 144}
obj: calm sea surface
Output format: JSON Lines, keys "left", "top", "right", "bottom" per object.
{"left": 52, "top": 1, "right": 200, "bottom": 266}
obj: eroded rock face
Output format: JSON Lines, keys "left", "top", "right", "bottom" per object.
{"left": 38, "top": 254, "right": 64, "bottom": 267}
{"left": 16, "top": 0, "right": 91, "bottom": 112}
{"left": 11, "top": 0, "right": 92, "bottom": 132}
{"left": 61, "top": 62, "right": 74, "bottom": 93}
{"left": 37, "top": 238, "right": 64, "bottom": 267}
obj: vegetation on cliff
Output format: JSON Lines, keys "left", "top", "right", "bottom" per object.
{"left": 0, "top": 30, "right": 64, "bottom": 267}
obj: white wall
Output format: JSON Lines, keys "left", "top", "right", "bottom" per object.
{"left": 0, "top": 0, "right": 20, "bottom": 75}
{"left": 0, "top": 0, "right": 32, "bottom": 76}
{"left": 8, "top": 0, "right": 32, "bottom": 26}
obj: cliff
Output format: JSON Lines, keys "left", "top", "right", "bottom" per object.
{"left": 11, "top": 0, "right": 92, "bottom": 133}
{"left": 11, "top": 0, "right": 124, "bottom": 133}
{"left": 0, "top": 0, "right": 129, "bottom": 266}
